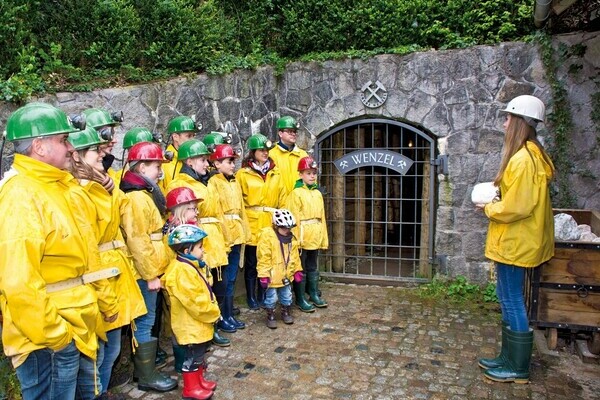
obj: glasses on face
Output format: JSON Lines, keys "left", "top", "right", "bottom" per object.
{"left": 282, "top": 129, "right": 297, "bottom": 135}
{"left": 98, "top": 126, "right": 115, "bottom": 142}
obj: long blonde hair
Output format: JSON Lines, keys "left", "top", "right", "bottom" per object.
{"left": 70, "top": 148, "right": 109, "bottom": 184}
{"left": 493, "top": 115, "right": 555, "bottom": 186}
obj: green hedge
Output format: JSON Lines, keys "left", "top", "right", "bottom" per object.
{"left": 0, "top": 0, "right": 534, "bottom": 102}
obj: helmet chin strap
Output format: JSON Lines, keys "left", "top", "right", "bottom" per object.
{"left": 0, "top": 137, "right": 6, "bottom": 179}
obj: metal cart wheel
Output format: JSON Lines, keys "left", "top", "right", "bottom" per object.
{"left": 588, "top": 332, "right": 600, "bottom": 355}
{"left": 545, "top": 327, "right": 558, "bottom": 350}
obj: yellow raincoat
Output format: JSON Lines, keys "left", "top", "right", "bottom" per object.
{"left": 256, "top": 227, "right": 302, "bottom": 288}
{"left": 484, "top": 142, "right": 555, "bottom": 267}
{"left": 160, "top": 144, "right": 179, "bottom": 195}
{"left": 82, "top": 182, "right": 147, "bottom": 330}
{"left": 236, "top": 164, "right": 287, "bottom": 245}
{"left": 161, "top": 257, "right": 220, "bottom": 345}
{"left": 120, "top": 190, "right": 169, "bottom": 280}
{"left": 0, "top": 155, "right": 102, "bottom": 367}
{"left": 167, "top": 173, "right": 229, "bottom": 269}
{"left": 208, "top": 174, "right": 251, "bottom": 247}
{"left": 269, "top": 144, "right": 308, "bottom": 194}
{"left": 286, "top": 182, "right": 329, "bottom": 250}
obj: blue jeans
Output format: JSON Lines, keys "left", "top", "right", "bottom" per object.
{"left": 263, "top": 284, "right": 293, "bottom": 308}
{"left": 134, "top": 279, "right": 157, "bottom": 344}
{"left": 225, "top": 244, "right": 241, "bottom": 297}
{"left": 98, "top": 327, "right": 122, "bottom": 394}
{"left": 76, "top": 349, "right": 103, "bottom": 400}
{"left": 496, "top": 262, "right": 529, "bottom": 332}
{"left": 16, "top": 341, "right": 79, "bottom": 400}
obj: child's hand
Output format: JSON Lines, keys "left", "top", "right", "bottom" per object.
{"left": 294, "top": 271, "right": 304, "bottom": 282}
{"left": 259, "top": 277, "right": 270, "bottom": 289}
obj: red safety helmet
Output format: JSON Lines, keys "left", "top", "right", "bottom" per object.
{"left": 209, "top": 144, "right": 239, "bottom": 162}
{"left": 166, "top": 187, "right": 201, "bottom": 210}
{"left": 298, "top": 156, "right": 318, "bottom": 171}
{"left": 127, "top": 142, "right": 168, "bottom": 163}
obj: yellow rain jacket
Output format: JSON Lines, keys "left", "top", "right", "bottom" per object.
{"left": 107, "top": 167, "right": 122, "bottom": 188}
{"left": 256, "top": 227, "right": 302, "bottom": 288}
{"left": 269, "top": 144, "right": 308, "bottom": 194}
{"left": 286, "top": 182, "right": 329, "bottom": 250}
{"left": 236, "top": 164, "right": 287, "bottom": 245}
{"left": 167, "top": 173, "right": 229, "bottom": 269}
{"left": 0, "top": 155, "right": 102, "bottom": 367}
{"left": 208, "top": 174, "right": 251, "bottom": 247}
{"left": 160, "top": 144, "right": 179, "bottom": 195}
{"left": 82, "top": 182, "right": 147, "bottom": 330}
{"left": 121, "top": 190, "right": 169, "bottom": 280}
{"left": 484, "top": 142, "right": 555, "bottom": 267}
{"left": 161, "top": 257, "right": 220, "bottom": 345}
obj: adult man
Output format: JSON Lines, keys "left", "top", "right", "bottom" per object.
{"left": 160, "top": 116, "right": 200, "bottom": 194}
{"left": 269, "top": 116, "right": 309, "bottom": 194}
{"left": 0, "top": 103, "right": 105, "bottom": 399}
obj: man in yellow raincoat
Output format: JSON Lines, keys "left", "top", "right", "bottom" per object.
{"left": 160, "top": 116, "right": 200, "bottom": 195}
{"left": 0, "top": 103, "right": 105, "bottom": 399}
{"left": 269, "top": 116, "right": 309, "bottom": 195}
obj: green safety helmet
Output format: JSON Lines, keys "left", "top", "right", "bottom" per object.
{"left": 68, "top": 126, "right": 104, "bottom": 150}
{"left": 202, "top": 132, "right": 232, "bottom": 147}
{"left": 276, "top": 116, "right": 299, "bottom": 130}
{"left": 5, "top": 102, "right": 79, "bottom": 141}
{"left": 178, "top": 139, "right": 210, "bottom": 160}
{"left": 167, "top": 116, "right": 199, "bottom": 135}
{"left": 123, "top": 127, "right": 155, "bottom": 150}
{"left": 82, "top": 108, "right": 124, "bottom": 129}
{"left": 247, "top": 133, "right": 274, "bottom": 150}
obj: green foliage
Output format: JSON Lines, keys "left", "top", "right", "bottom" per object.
{"left": 419, "top": 275, "right": 498, "bottom": 304}
{"left": 0, "top": 0, "right": 535, "bottom": 102}
{"left": 0, "top": 339, "right": 21, "bottom": 400}
{"left": 535, "top": 32, "right": 577, "bottom": 207}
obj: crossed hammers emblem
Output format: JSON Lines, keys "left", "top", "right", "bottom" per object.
{"left": 360, "top": 80, "right": 387, "bottom": 107}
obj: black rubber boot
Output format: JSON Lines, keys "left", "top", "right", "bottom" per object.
{"left": 212, "top": 325, "right": 231, "bottom": 347}
{"left": 132, "top": 339, "right": 178, "bottom": 392}
{"left": 479, "top": 321, "right": 509, "bottom": 369}
{"left": 173, "top": 343, "right": 186, "bottom": 373}
{"left": 245, "top": 278, "right": 259, "bottom": 310}
{"left": 224, "top": 296, "right": 245, "bottom": 330}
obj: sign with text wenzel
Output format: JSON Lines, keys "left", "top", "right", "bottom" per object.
{"left": 334, "top": 149, "right": 414, "bottom": 175}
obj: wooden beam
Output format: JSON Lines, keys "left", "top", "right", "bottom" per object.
{"left": 553, "top": 0, "right": 579, "bottom": 16}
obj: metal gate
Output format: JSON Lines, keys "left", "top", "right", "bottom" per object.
{"left": 316, "top": 119, "right": 437, "bottom": 284}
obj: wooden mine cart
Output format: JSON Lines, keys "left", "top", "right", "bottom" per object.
{"left": 525, "top": 209, "right": 600, "bottom": 354}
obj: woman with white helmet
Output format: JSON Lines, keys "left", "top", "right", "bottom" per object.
{"left": 477, "top": 95, "right": 555, "bottom": 384}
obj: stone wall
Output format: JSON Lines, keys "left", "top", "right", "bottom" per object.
{"left": 1, "top": 33, "right": 598, "bottom": 282}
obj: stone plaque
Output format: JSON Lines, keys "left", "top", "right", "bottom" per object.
{"left": 360, "top": 80, "right": 388, "bottom": 108}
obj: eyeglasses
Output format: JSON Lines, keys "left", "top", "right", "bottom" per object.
{"left": 98, "top": 126, "right": 115, "bottom": 142}
{"left": 282, "top": 129, "right": 297, "bottom": 135}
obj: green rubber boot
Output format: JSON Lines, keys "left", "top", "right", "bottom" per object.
{"left": 484, "top": 328, "right": 534, "bottom": 384}
{"left": 479, "top": 321, "right": 509, "bottom": 369}
{"left": 293, "top": 279, "right": 315, "bottom": 313}
{"left": 132, "top": 339, "right": 178, "bottom": 392}
{"left": 212, "top": 325, "right": 231, "bottom": 347}
{"left": 307, "top": 271, "right": 327, "bottom": 308}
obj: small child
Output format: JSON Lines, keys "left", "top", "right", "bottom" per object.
{"left": 257, "top": 209, "right": 303, "bottom": 329}
{"left": 286, "top": 156, "right": 329, "bottom": 308}
{"left": 162, "top": 224, "right": 220, "bottom": 400}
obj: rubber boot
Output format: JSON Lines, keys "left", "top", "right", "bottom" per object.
{"left": 212, "top": 325, "right": 231, "bottom": 347}
{"left": 224, "top": 296, "right": 245, "bottom": 330}
{"left": 182, "top": 371, "right": 213, "bottom": 400}
{"left": 256, "top": 281, "right": 266, "bottom": 309}
{"left": 155, "top": 345, "right": 167, "bottom": 368}
{"left": 484, "top": 328, "right": 534, "bottom": 384}
{"left": 245, "top": 278, "right": 259, "bottom": 310}
{"left": 281, "top": 305, "right": 294, "bottom": 325}
{"left": 307, "top": 271, "right": 328, "bottom": 308}
{"left": 479, "top": 321, "right": 509, "bottom": 369}
{"left": 173, "top": 344, "right": 186, "bottom": 373}
{"left": 132, "top": 339, "right": 178, "bottom": 392}
{"left": 216, "top": 296, "right": 237, "bottom": 333}
{"left": 196, "top": 365, "right": 217, "bottom": 391}
{"left": 266, "top": 308, "right": 277, "bottom": 329}
{"left": 293, "top": 279, "right": 315, "bottom": 313}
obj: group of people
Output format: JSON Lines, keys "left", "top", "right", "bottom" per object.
{"left": 0, "top": 104, "right": 329, "bottom": 400}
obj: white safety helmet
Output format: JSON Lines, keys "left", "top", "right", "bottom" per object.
{"left": 471, "top": 182, "right": 500, "bottom": 206}
{"left": 502, "top": 95, "right": 545, "bottom": 124}
{"left": 272, "top": 208, "right": 296, "bottom": 228}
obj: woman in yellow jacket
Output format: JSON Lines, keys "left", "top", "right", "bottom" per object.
{"left": 163, "top": 225, "right": 221, "bottom": 400}
{"left": 167, "top": 140, "right": 234, "bottom": 337}
{"left": 208, "top": 144, "right": 251, "bottom": 330}
{"left": 236, "top": 133, "right": 287, "bottom": 309}
{"left": 286, "top": 156, "right": 329, "bottom": 310}
{"left": 68, "top": 126, "right": 147, "bottom": 397}
{"left": 119, "top": 142, "right": 177, "bottom": 393}
{"left": 478, "top": 95, "right": 555, "bottom": 384}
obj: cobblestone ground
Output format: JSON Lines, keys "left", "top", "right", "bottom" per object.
{"left": 114, "top": 284, "right": 600, "bottom": 400}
